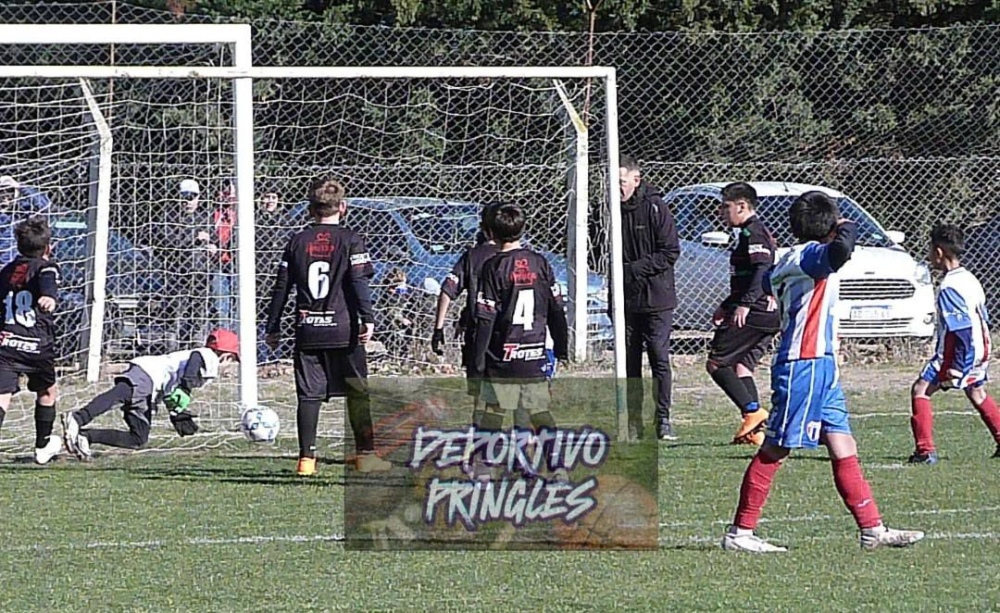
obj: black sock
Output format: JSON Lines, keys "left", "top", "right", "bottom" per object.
{"left": 34, "top": 403, "right": 56, "bottom": 448}
{"left": 513, "top": 408, "right": 532, "bottom": 430}
{"left": 0, "top": 407, "right": 6, "bottom": 433}
{"left": 741, "top": 376, "right": 760, "bottom": 410}
{"left": 710, "top": 366, "right": 755, "bottom": 413}
{"left": 479, "top": 406, "right": 505, "bottom": 433}
{"left": 346, "top": 391, "right": 375, "bottom": 454}
{"left": 296, "top": 399, "right": 322, "bottom": 458}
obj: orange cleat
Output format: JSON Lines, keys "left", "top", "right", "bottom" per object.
{"left": 733, "top": 409, "right": 769, "bottom": 445}
{"left": 296, "top": 456, "right": 317, "bottom": 476}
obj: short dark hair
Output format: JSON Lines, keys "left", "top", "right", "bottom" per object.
{"left": 790, "top": 191, "right": 839, "bottom": 242}
{"left": 15, "top": 216, "right": 51, "bottom": 258}
{"left": 721, "top": 182, "right": 757, "bottom": 209}
{"left": 491, "top": 204, "right": 526, "bottom": 243}
{"left": 307, "top": 177, "right": 345, "bottom": 218}
{"left": 620, "top": 154, "right": 640, "bottom": 172}
{"left": 930, "top": 223, "right": 964, "bottom": 259}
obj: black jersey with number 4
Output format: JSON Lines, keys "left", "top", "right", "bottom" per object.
{"left": 474, "top": 248, "right": 569, "bottom": 380}
{"left": 266, "top": 223, "right": 375, "bottom": 350}
{"left": 0, "top": 256, "right": 60, "bottom": 358}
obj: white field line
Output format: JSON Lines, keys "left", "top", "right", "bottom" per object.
{"left": 660, "top": 504, "right": 1000, "bottom": 528}
{"left": 665, "top": 531, "right": 1000, "bottom": 546}
{"left": 0, "top": 533, "right": 345, "bottom": 553}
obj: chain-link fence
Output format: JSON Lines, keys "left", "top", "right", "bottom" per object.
{"left": 0, "top": 1, "right": 997, "bottom": 376}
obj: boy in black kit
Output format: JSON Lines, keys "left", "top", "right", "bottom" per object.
{"left": 265, "top": 177, "right": 390, "bottom": 476}
{"left": 0, "top": 217, "right": 62, "bottom": 464}
{"left": 706, "top": 182, "right": 780, "bottom": 445}
{"left": 473, "top": 204, "right": 569, "bottom": 480}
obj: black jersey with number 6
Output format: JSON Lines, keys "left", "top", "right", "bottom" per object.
{"left": 474, "top": 248, "right": 569, "bottom": 380}
{"left": 266, "top": 223, "right": 375, "bottom": 350}
{"left": 0, "top": 256, "right": 60, "bottom": 359}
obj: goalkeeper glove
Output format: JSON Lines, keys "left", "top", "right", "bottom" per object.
{"left": 169, "top": 410, "right": 199, "bottom": 437}
{"left": 164, "top": 388, "right": 192, "bottom": 411}
{"left": 431, "top": 328, "right": 445, "bottom": 355}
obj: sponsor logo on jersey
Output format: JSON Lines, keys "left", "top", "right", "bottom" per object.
{"left": 306, "top": 232, "right": 335, "bottom": 259}
{"left": 8, "top": 263, "right": 29, "bottom": 288}
{"left": 501, "top": 342, "right": 545, "bottom": 361}
{"left": 0, "top": 332, "right": 40, "bottom": 354}
{"left": 748, "top": 243, "right": 769, "bottom": 255}
{"left": 444, "top": 273, "right": 459, "bottom": 289}
{"left": 511, "top": 259, "right": 537, "bottom": 287}
{"left": 476, "top": 292, "right": 496, "bottom": 312}
{"left": 350, "top": 252, "right": 371, "bottom": 266}
{"left": 299, "top": 310, "right": 338, "bottom": 327}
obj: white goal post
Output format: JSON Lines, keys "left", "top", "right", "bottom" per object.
{"left": 0, "top": 25, "right": 628, "bottom": 441}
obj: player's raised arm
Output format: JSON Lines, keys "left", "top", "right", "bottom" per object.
{"left": 347, "top": 232, "right": 375, "bottom": 331}
{"left": 265, "top": 239, "right": 294, "bottom": 338}
{"left": 36, "top": 261, "right": 59, "bottom": 313}
{"left": 544, "top": 261, "right": 569, "bottom": 361}
{"left": 473, "top": 262, "right": 499, "bottom": 376}
{"left": 794, "top": 192, "right": 859, "bottom": 280}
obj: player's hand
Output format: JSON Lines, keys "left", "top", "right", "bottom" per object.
{"left": 265, "top": 333, "right": 280, "bottom": 351}
{"left": 712, "top": 306, "right": 727, "bottom": 327}
{"left": 431, "top": 328, "right": 446, "bottom": 355}
{"left": 731, "top": 306, "right": 750, "bottom": 328}
{"left": 164, "top": 388, "right": 192, "bottom": 411}
{"left": 169, "top": 410, "right": 199, "bottom": 437}
{"left": 37, "top": 296, "right": 56, "bottom": 313}
{"left": 940, "top": 368, "right": 964, "bottom": 390}
{"left": 359, "top": 322, "right": 375, "bottom": 344}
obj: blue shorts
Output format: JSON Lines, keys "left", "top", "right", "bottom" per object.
{"left": 920, "top": 356, "right": 989, "bottom": 390}
{"left": 766, "top": 357, "right": 851, "bottom": 450}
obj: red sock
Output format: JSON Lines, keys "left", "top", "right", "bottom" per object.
{"left": 972, "top": 394, "right": 1000, "bottom": 445}
{"left": 733, "top": 452, "right": 782, "bottom": 530}
{"left": 910, "top": 396, "right": 935, "bottom": 453}
{"left": 832, "top": 455, "right": 882, "bottom": 530}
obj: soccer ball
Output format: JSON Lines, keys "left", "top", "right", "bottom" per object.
{"left": 240, "top": 407, "right": 280, "bottom": 443}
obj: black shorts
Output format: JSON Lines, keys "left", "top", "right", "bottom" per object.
{"left": 294, "top": 346, "right": 368, "bottom": 401}
{"left": 0, "top": 353, "right": 56, "bottom": 394}
{"left": 708, "top": 325, "right": 777, "bottom": 371}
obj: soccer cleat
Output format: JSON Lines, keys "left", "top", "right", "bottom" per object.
{"left": 907, "top": 451, "right": 938, "bottom": 465}
{"left": 296, "top": 457, "right": 317, "bottom": 476}
{"left": 860, "top": 525, "right": 925, "bottom": 550}
{"left": 61, "top": 412, "right": 88, "bottom": 461}
{"left": 721, "top": 527, "right": 788, "bottom": 553}
{"left": 733, "top": 409, "right": 770, "bottom": 444}
{"left": 76, "top": 435, "right": 92, "bottom": 462}
{"left": 658, "top": 422, "right": 678, "bottom": 441}
{"left": 34, "top": 435, "right": 63, "bottom": 465}
{"left": 356, "top": 453, "right": 392, "bottom": 473}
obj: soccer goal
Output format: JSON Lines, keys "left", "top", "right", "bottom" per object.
{"left": 0, "top": 24, "right": 631, "bottom": 449}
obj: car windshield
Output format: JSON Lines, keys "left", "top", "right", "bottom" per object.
{"left": 405, "top": 207, "right": 480, "bottom": 254}
{"left": 755, "top": 196, "right": 895, "bottom": 249}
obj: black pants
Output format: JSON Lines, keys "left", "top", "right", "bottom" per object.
{"left": 624, "top": 309, "right": 673, "bottom": 437}
{"left": 75, "top": 379, "right": 154, "bottom": 449}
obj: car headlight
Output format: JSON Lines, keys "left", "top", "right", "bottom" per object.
{"left": 915, "top": 262, "right": 932, "bottom": 286}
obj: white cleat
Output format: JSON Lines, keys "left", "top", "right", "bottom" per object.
{"left": 860, "top": 525, "right": 924, "bottom": 550}
{"left": 721, "top": 527, "right": 788, "bottom": 553}
{"left": 76, "top": 435, "right": 92, "bottom": 462}
{"left": 61, "top": 412, "right": 91, "bottom": 461}
{"left": 34, "top": 435, "right": 63, "bottom": 465}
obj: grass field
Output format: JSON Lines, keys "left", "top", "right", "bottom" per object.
{"left": 2, "top": 357, "right": 999, "bottom": 612}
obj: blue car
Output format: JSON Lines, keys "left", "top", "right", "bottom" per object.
{"left": 289, "top": 197, "right": 613, "bottom": 345}
{"left": 49, "top": 215, "right": 168, "bottom": 361}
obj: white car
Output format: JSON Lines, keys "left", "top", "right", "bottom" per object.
{"left": 666, "top": 181, "right": 936, "bottom": 339}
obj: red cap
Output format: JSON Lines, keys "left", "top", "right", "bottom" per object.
{"left": 206, "top": 328, "right": 240, "bottom": 360}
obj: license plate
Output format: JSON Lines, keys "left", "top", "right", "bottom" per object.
{"left": 850, "top": 306, "right": 891, "bottom": 321}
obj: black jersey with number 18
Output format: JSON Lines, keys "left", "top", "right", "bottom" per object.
{"left": 0, "top": 256, "right": 60, "bottom": 359}
{"left": 474, "top": 248, "right": 569, "bottom": 380}
{"left": 265, "top": 223, "right": 375, "bottom": 350}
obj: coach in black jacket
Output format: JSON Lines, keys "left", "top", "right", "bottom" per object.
{"left": 616, "top": 155, "right": 681, "bottom": 441}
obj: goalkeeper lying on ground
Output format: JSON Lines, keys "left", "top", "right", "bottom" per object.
{"left": 60, "top": 329, "right": 240, "bottom": 460}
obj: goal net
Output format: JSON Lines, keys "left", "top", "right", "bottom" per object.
{"left": 0, "top": 26, "right": 624, "bottom": 453}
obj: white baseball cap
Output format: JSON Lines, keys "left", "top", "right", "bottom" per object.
{"left": 179, "top": 179, "right": 200, "bottom": 195}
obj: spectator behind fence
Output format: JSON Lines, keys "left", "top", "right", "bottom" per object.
{"left": 255, "top": 186, "right": 294, "bottom": 365}
{"left": 211, "top": 180, "right": 238, "bottom": 329}
{"left": 154, "top": 178, "right": 214, "bottom": 347}
{"left": 0, "top": 175, "right": 51, "bottom": 264}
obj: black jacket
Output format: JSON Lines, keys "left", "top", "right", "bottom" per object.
{"left": 617, "top": 182, "right": 681, "bottom": 314}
